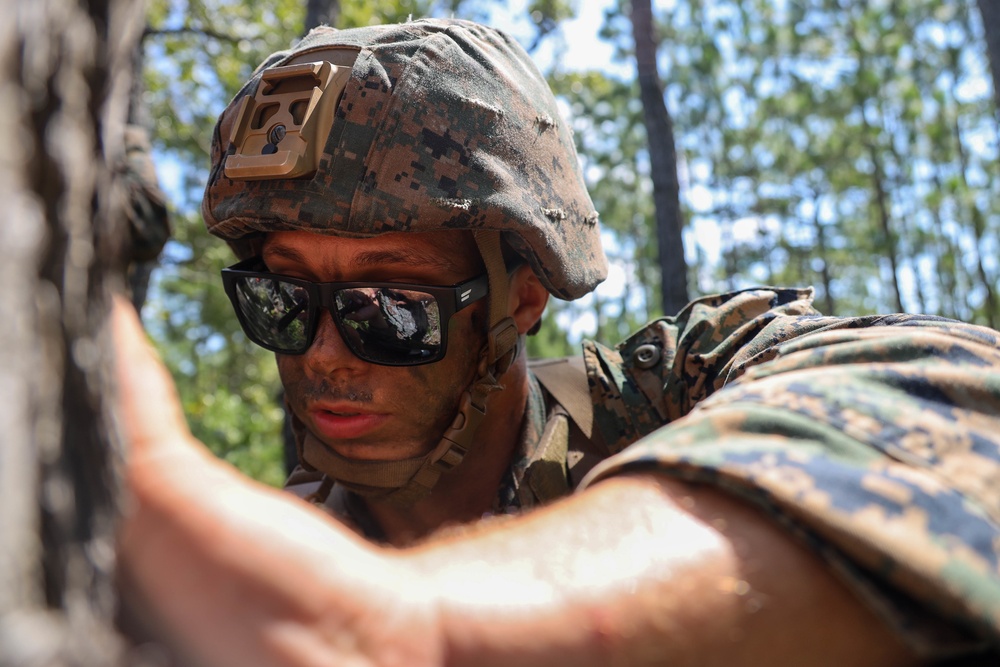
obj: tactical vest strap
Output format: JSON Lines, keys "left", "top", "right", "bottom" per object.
{"left": 526, "top": 356, "right": 607, "bottom": 502}
{"left": 530, "top": 356, "right": 594, "bottom": 440}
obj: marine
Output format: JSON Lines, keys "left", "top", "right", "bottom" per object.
{"left": 115, "top": 17, "right": 1000, "bottom": 665}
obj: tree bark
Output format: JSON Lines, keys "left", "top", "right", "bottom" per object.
{"left": 866, "top": 138, "right": 906, "bottom": 313}
{"left": 978, "top": 0, "right": 1000, "bottom": 116}
{"left": 305, "top": 0, "right": 341, "bottom": 31}
{"left": 811, "top": 196, "right": 836, "bottom": 316}
{"left": 951, "top": 104, "right": 999, "bottom": 329}
{"left": 629, "top": 0, "right": 690, "bottom": 316}
{"left": 1, "top": 0, "right": 144, "bottom": 663}
{"left": 848, "top": 17, "right": 905, "bottom": 314}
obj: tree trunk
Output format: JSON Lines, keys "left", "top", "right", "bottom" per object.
{"left": 125, "top": 30, "right": 169, "bottom": 316}
{"left": 629, "top": 0, "right": 690, "bottom": 316}
{"left": 866, "top": 139, "right": 906, "bottom": 313}
{"left": 1, "top": 0, "right": 144, "bottom": 663}
{"left": 928, "top": 171, "right": 960, "bottom": 321}
{"left": 951, "top": 106, "right": 999, "bottom": 329}
{"left": 978, "top": 0, "right": 1000, "bottom": 116}
{"left": 305, "top": 0, "right": 340, "bottom": 31}
{"left": 811, "top": 196, "right": 836, "bottom": 316}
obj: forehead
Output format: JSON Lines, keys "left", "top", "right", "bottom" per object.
{"left": 261, "top": 229, "right": 482, "bottom": 276}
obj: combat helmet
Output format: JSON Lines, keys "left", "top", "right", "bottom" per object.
{"left": 203, "top": 18, "right": 607, "bottom": 505}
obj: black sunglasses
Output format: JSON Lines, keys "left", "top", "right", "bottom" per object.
{"left": 221, "top": 257, "right": 489, "bottom": 366}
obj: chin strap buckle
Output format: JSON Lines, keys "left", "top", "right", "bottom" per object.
{"left": 488, "top": 316, "right": 519, "bottom": 373}
{"left": 430, "top": 389, "right": 487, "bottom": 470}
{"left": 385, "top": 387, "right": 490, "bottom": 506}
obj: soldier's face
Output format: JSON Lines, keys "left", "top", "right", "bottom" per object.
{"left": 264, "top": 229, "right": 486, "bottom": 462}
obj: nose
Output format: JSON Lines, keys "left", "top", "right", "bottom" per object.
{"left": 302, "top": 310, "right": 365, "bottom": 377}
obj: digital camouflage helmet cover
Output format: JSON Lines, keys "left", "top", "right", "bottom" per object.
{"left": 203, "top": 18, "right": 608, "bottom": 504}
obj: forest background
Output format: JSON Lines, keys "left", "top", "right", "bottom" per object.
{"left": 139, "top": 0, "right": 1000, "bottom": 486}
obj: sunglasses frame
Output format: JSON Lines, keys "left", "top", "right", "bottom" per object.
{"left": 221, "top": 257, "right": 489, "bottom": 366}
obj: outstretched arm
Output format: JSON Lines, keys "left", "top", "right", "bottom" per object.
{"left": 114, "top": 300, "right": 916, "bottom": 667}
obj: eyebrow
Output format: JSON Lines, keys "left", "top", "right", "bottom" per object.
{"left": 263, "top": 244, "right": 309, "bottom": 266}
{"left": 352, "top": 248, "right": 464, "bottom": 274}
{"left": 263, "top": 243, "right": 469, "bottom": 275}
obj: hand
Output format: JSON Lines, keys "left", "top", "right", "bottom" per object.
{"left": 112, "top": 297, "right": 441, "bottom": 667}
{"left": 112, "top": 297, "right": 918, "bottom": 667}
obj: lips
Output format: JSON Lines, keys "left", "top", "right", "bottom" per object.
{"left": 307, "top": 403, "right": 389, "bottom": 441}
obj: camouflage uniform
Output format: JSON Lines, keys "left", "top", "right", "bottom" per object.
{"left": 579, "top": 287, "right": 1000, "bottom": 664}
{"left": 205, "top": 18, "right": 1000, "bottom": 662}
{"left": 305, "top": 285, "right": 1000, "bottom": 663}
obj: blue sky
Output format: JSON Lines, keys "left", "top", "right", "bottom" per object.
{"left": 485, "top": 0, "right": 626, "bottom": 73}
{"left": 151, "top": 0, "right": 692, "bottom": 336}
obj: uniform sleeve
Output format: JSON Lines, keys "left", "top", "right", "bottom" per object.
{"left": 579, "top": 287, "right": 1000, "bottom": 660}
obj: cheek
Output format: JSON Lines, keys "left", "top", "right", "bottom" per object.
{"left": 275, "top": 353, "right": 302, "bottom": 387}
{"left": 450, "top": 314, "right": 486, "bottom": 379}
{"left": 402, "top": 312, "right": 484, "bottom": 417}
{"left": 469, "top": 304, "right": 486, "bottom": 339}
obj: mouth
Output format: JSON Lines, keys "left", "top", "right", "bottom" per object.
{"left": 307, "top": 404, "right": 389, "bottom": 441}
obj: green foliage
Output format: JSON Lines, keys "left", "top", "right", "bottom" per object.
{"left": 525, "top": 307, "right": 576, "bottom": 358}
{"left": 598, "top": 0, "right": 999, "bottom": 322}
{"left": 146, "top": 206, "right": 288, "bottom": 485}
{"left": 142, "top": 0, "right": 1000, "bottom": 484}
{"left": 140, "top": 0, "right": 580, "bottom": 483}
{"left": 548, "top": 70, "right": 660, "bottom": 333}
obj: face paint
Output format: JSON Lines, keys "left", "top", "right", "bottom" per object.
{"left": 266, "top": 229, "right": 487, "bottom": 462}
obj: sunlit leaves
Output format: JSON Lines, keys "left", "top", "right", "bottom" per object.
{"left": 610, "top": 0, "right": 999, "bottom": 321}
{"left": 142, "top": 0, "right": 583, "bottom": 483}
{"left": 142, "top": 0, "right": 1000, "bottom": 484}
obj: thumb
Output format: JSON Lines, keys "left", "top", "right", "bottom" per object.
{"left": 111, "top": 295, "right": 192, "bottom": 455}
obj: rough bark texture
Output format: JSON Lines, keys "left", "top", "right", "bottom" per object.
{"left": 1, "top": 0, "right": 145, "bottom": 664}
{"left": 630, "top": 0, "right": 690, "bottom": 317}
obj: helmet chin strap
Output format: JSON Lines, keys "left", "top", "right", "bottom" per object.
{"left": 296, "top": 230, "right": 520, "bottom": 507}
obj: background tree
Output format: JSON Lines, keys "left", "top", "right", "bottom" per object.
{"left": 306, "top": 0, "right": 340, "bottom": 31}
{"left": 138, "top": 0, "right": 1000, "bottom": 487}
{"left": 630, "top": 0, "right": 690, "bottom": 315}
{"left": 978, "top": 0, "right": 1000, "bottom": 113}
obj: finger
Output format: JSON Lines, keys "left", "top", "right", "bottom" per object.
{"left": 111, "top": 295, "right": 192, "bottom": 454}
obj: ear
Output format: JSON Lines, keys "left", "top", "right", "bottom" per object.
{"left": 506, "top": 265, "right": 549, "bottom": 335}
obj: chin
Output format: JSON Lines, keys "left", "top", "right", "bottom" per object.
{"left": 328, "top": 440, "right": 432, "bottom": 462}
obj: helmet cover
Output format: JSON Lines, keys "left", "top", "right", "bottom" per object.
{"left": 202, "top": 18, "right": 608, "bottom": 299}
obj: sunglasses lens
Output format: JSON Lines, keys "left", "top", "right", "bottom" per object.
{"left": 335, "top": 287, "right": 443, "bottom": 364}
{"left": 230, "top": 273, "right": 447, "bottom": 364}
{"left": 232, "top": 276, "right": 311, "bottom": 353}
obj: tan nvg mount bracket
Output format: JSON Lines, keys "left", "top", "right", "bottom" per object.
{"left": 225, "top": 59, "right": 352, "bottom": 181}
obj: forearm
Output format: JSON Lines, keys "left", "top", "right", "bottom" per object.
{"left": 120, "top": 446, "right": 917, "bottom": 667}
{"left": 120, "top": 440, "right": 440, "bottom": 667}
{"left": 113, "top": 300, "right": 918, "bottom": 666}
{"left": 114, "top": 299, "right": 437, "bottom": 667}
{"left": 405, "top": 474, "right": 918, "bottom": 667}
